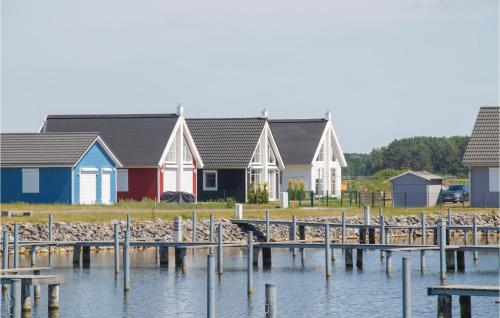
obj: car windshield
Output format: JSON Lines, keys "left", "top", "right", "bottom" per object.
{"left": 448, "top": 185, "right": 464, "bottom": 191}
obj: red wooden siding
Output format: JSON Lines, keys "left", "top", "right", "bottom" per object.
{"left": 118, "top": 168, "right": 159, "bottom": 201}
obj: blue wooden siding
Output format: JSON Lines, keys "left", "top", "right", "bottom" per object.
{"left": 0, "top": 167, "right": 72, "bottom": 203}
{"left": 74, "top": 142, "right": 117, "bottom": 204}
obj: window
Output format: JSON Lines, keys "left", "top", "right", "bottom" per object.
{"left": 315, "top": 168, "right": 323, "bottom": 195}
{"left": 117, "top": 169, "right": 129, "bottom": 192}
{"left": 203, "top": 170, "right": 217, "bottom": 191}
{"left": 183, "top": 139, "right": 193, "bottom": 162}
{"left": 316, "top": 144, "right": 324, "bottom": 161}
{"left": 489, "top": 167, "right": 499, "bottom": 192}
{"left": 252, "top": 143, "right": 261, "bottom": 163}
{"left": 331, "top": 141, "right": 336, "bottom": 161}
{"left": 166, "top": 137, "right": 176, "bottom": 162}
{"left": 22, "top": 169, "right": 39, "bottom": 193}
{"left": 250, "top": 169, "right": 261, "bottom": 187}
{"left": 268, "top": 170, "right": 276, "bottom": 199}
{"left": 331, "top": 168, "right": 336, "bottom": 196}
{"left": 268, "top": 143, "right": 276, "bottom": 164}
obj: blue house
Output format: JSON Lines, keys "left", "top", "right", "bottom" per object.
{"left": 0, "top": 132, "right": 122, "bottom": 204}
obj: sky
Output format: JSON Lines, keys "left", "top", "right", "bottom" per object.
{"left": 1, "top": 0, "right": 498, "bottom": 153}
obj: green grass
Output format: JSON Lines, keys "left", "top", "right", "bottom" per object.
{"left": 1, "top": 202, "right": 497, "bottom": 224}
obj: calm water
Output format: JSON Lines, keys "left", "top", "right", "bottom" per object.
{"left": 1, "top": 245, "right": 499, "bottom": 317}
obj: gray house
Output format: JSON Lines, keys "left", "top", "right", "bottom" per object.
{"left": 390, "top": 171, "right": 443, "bottom": 207}
{"left": 462, "top": 107, "right": 500, "bottom": 207}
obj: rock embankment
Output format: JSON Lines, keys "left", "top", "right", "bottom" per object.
{"left": 3, "top": 213, "right": 498, "bottom": 243}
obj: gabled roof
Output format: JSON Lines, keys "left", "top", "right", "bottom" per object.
{"left": 43, "top": 114, "right": 179, "bottom": 166}
{"left": 186, "top": 118, "right": 265, "bottom": 168}
{"left": 0, "top": 132, "right": 121, "bottom": 167}
{"left": 269, "top": 119, "right": 327, "bottom": 164}
{"left": 462, "top": 106, "right": 500, "bottom": 166}
{"left": 389, "top": 170, "right": 442, "bottom": 181}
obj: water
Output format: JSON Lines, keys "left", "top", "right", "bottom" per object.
{"left": 1, "top": 246, "right": 499, "bottom": 317}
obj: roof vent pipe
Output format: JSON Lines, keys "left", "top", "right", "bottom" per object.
{"left": 177, "top": 103, "right": 184, "bottom": 116}
{"left": 262, "top": 108, "right": 268, "bottom": 119}
{"left": 325, "top": 111, "right": 331, "bottom": 121}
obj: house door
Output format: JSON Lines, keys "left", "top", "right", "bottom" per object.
{"left": 182, "top": 168, "right": 193, "bottom": 193}
{"left": 268, "top": 170, "right": 276, "bottom": 200}
{"left": 101, "top": 170, "right": 111, "bottom": 204}
{"left": 163, "top": 168, "right": 176, "bottom": 192}
{"left": 80, "top": 170, "right": 97, "bottom": 204}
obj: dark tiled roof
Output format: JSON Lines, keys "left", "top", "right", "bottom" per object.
{"left": 186, "top": 118, "right": 265, "bottom": 168}
{"left": 0, "top": 132, "right": 101, "bottom": 166}
{"left": 389, "top": 170, "right": 442, "bottom": 181}
{"left": 269, "top": 119, "right": 327, "bottom": 164}
{"left": 44, "top": 114, "right": 179, "bottom": 166}
{"left": 463, "top": 107, "right": 500, "bottom": 166}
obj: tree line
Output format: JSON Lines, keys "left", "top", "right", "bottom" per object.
{"left": 343, "top": 136, "right": 470, "bottom": 178}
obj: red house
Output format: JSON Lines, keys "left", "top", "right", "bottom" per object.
{"left": 41, "top": 107, "right": 203, "bottom": 202}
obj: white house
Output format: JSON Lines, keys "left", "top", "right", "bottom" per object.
{"left": 269, "top": 112, "right": 346, "bottom": 197}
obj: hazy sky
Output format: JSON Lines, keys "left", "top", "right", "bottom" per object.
{"left": 1, "top": 0, "right": 498, "bottom": 153}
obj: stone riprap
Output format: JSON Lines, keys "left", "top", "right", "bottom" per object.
{"left": 2, "top": 213, "right": 498, "bottom": 244}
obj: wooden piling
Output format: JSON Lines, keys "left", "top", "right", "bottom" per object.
{"left": 34, "top": 270, "right": 41, "bottom": 299}
{"left": 209, "top": 213, "right": 214, "bottom": 243}
{"left": 82, "top": 246, "right": 91, "bottom": 268}
{"left": 380, "top": 213, "right": 385, "bottom": 259}
{"left": 217, "top": 223, "right": 223, "bottom": 275}
{"left": 357, "top": 227, "right": 365, "bottom": 268}
{"left": 253, "top": 246, "right": 259, "bottom": 267}
{"left": 402, "top": 257, "right": 411, "bottom": 318}
{"left": 247, "top": 231, "right": 253, "bottom": 294}
{"left": 341, "top": 210, "right": 346, "bottom": 244}
{"left": 21, "top": 281, "right": 32, "bottom": 312}
{"left": 299, "top": 225, "right": 306, "bottom": 263}
{"left": 114, "top": 224, "right": 120, "bottom": 274}
{"left": 14, "top": 224, "right": 19, "bottom": 268}
{"left": 11, "top": 278, "right": 22, "bottom": 318}
{"left": 472, "top": 216, "right": 478, "bottom": 261}
{"left": 30, "top": 246, "right": 36, "bottom": 267}
{"left": 459, "top": 295, "right": 471, "bottom": 318}
{"left": 192, "top": 211, "right": 197, "bottom": 242}
{"left": 408, "top": 229, "right": 413, "bottom": 245}
{"left": 265, "top": 210, "right": 270, "bottom": 242}
{"left": 420, "top": 250, "right": 426, "bottom": 272}
{"left": 175, "top": 247, "right": 187, "bottom": 270}
{"left": 262, "top": 247, "right": 272, "bottom": 268}
{"left": 48, "top": 284, "right": 60, "bottom": 310}
{"left": 439, "top": 220, "right": 446, "bottom": 282}
{"left": 456, "top": 250, "right": 465, "bottom": 272}
{"left": 325, "top": 224, "right": 331, "bottom": 278}
{"left": 265, "top": 284, "right": 277, "bottom": 318}
{"left": 73, "top": 245, "right": 81, "bottom": 267}
{"left": 386, "top": 250, "right": 392, "bottom": 274}
{"left": 345, "top": 248, "right": 353, "bottom": 268}
{"left": 207, "top": 253, "right": 215, "bottom": 318}
{"left": 159, "top": 246, "right": 169, "bottom": 267}
{"left": 290, "top": 215, "right": 297, "bottom": 257}
{"left": 421, "top": 213, "right": 426, "bottom": 245}
{"left": 48, "top": 214, "right": 53, "bottom": 267}
{"left": 368, "top": 228, "right": 376, "bottom": 244}
{"left": 437, "top": 295, "right": 452, "bottom": 318}
{"left": 2, "top": 229, "right": 8, "bottom": 269}
{"left": 123, "top": 230, "right": 130, "bottom": 292}
{"left": 445, "top": 251, "right": 455, "bottom": 272}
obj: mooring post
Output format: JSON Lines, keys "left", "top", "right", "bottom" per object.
{"left": 421, "top": 213, "right": 426, "bottom": 245}
{"left": 48, "top": 213, "right": 53, "bottom": 266}
{"left": 114, "top": 224, "right": 120, "bottom": 273}
{"left": 380, "top": 215, "right": 386, "bottom": 260}
{"left": 21, "top": 281, "right": 32, "bottom": 312}
{"left": 247, "top": 231, "right": 253, "bottom": 294}
{"left": 11, "top": 278, "right": 22, "bottom": 318}
{"left": 159, "top": 245, "right": 169, "bottom": 267}
{"left": 364, "top": 205, "right": 370, "bottom": 226}
{"left": 48, "top": 284, "right": 60, "bottom": 311}
{"left": 345, "top": 248, "right": 353, "bottom": 268}
{"left": 357, "top": 232, "right": 365, "bottom": 268}
{"left": 73, "top": 244, "right": 81, "bottom": 267}
{"left": 82, "top": 246, "right": 91, "bottom": 268}
{"left": 123, "top": 230, "right": 130, "bottom": 292}
{"left": 447, "top": 208, "right": 452, "bottom": 244}
{"left": 290, "top": 215, "right": 297, "bottom": 257}
{"left": 34, "top": 270, "right": 41, "bottom": 299}
{"left": 217, "top": 223, "right": 223, "bottom": 275}
{"left": 325, "top": 224, "right": 331, "bottom": 278}
{"left": 174, "top": 216, "right": 183, "bottom": 243}
{"left": 446, "top": 250, "right": 455, "bottom": 272}
{"left": 262, "top": 247, "right": 272, "bottom": 268}
{"left": 456, "top": 250, "right": 465, "bottom": 272}
{"left": 265, "top": 210, "right": 270, "bottom": 242}
{"left": 402, "top": 257, "right": 411, "bottom": 318}
{"left": 13, "top": 223, "right": 19, "bottom": 268}
{"left": 265, "top": 283, "right": 277, "bottom": 318}
{"left": 459, "top": 295, "right": 471, "bottom": 318}
{"left": 30, "top": 246, "right": 36, "bottom": 267}
{"left": 437, "top": 295, "right": 452, "bottom": 318}
{"left": 472, "top": 216, "right": 478, "bottom": 261}
{"left": 408, "top": 228, "right": 413, "bottom": 245}
{"left": 192, "top": 211, "right": 197, "bottom": 242}
{"left": 433, "top": 227, "right": 438, "bottom": 245}
{"left": 341, "top": 210, "right": 346, "bottom": 244}
{"left": 207, "top": 253, "right": 215, "bottom": 318}
{"left": 420, "top": 250, "right": 426, "bottom": 272}
{"left": 386, "top": 250, "right": 392, "bottom": 274}
{"left": 253, "top": 245, "right": 260, "bottom": 267}
{"left": 209, "top": 213, "right": 214, "bottom": 243}
{"left": 2, "top": 229, "right": 8, "bottom": 269}
{"left": 299, "top": 225, "right": 306, "bottom": 263}
{"left": 439, "top": 220, "right": 446, "bottom": 282}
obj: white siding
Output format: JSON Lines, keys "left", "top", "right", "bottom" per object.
{"left": 280, "top": 165, "right": 311, "bottom": 192}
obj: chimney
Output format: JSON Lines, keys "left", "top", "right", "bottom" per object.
{"left": 325, "top": 110, "right": 331, "bottom": 121}
{"left": 176, "top": 103, "right": 184, "bottom": 116}
{"left": 261, "top": 108, "right": 268, "bottom": 119}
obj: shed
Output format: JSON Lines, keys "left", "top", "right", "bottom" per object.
{"left": 0, "top": 132, "right": 122, "bottom": 204}
{"left": 389, "top": 171, "right": 443, "bottom": 207}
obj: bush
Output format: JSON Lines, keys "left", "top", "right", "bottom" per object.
{"left": 247, "top": 182, "right": 269, "bottom": 204}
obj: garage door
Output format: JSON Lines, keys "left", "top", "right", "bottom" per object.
{"left": 182, "top": 168, "right": 193, "bottom": 193}
{"left": 101, "top": 169, "right": 111, "bottom": 204}
{"left": 80, "top": 170, "right": 97, "bottom": 204}
{"left": 163, "top": 168, "right": 176, "bottom": 192}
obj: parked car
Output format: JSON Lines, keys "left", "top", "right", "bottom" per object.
{"left": 439, "top": 184, "right": 470, "bottom": 203}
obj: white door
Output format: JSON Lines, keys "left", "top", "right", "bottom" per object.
{"left": 182, "top": 168, "right": 193, "bottom": 193}
{"left": 163, "top": 168, "right": 176, "bottom": 192}
{"left": 80, "top": 170, "right": 97, "bottom": 204}
{"left": 101, "top": 170, "right": 111, "bottom": 204}
{"left": 268, "top": 170, "right": 276, "bottom": 200}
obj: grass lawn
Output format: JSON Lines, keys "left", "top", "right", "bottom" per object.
{"left": 1, "top": 202, "right": 498, "bottom": 223}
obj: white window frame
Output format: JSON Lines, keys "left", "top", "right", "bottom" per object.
{"left": 117, "top": 169, "right": 129, "bottom": 192}
{"left": 183, "top": 138, "right": 193, "bottom": 163}
{"left": 252, "top": 143, "right": 261, "bottom": 164}
{"left": 166, "top": 137, "right": 177, "bottom": 163}
{"left": 267, "top": 142, "right": 276, "bottom": 165}
{"left": 489, "top": 167, "right": 500, "bottom": 192}
{"left": 203, "top": 170, "right": 218, "bottom": 191}
{"left": 316, "top": 144, "right": 325, "bottom": 161}
{"left": 330, "top": 168, "right": 336, "bottom": 196}
{"left": 22, "top": 168, "right": 39, "bottom": 193}
{"left": 250, "top": 169, "right": 261, "bottom": 188}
